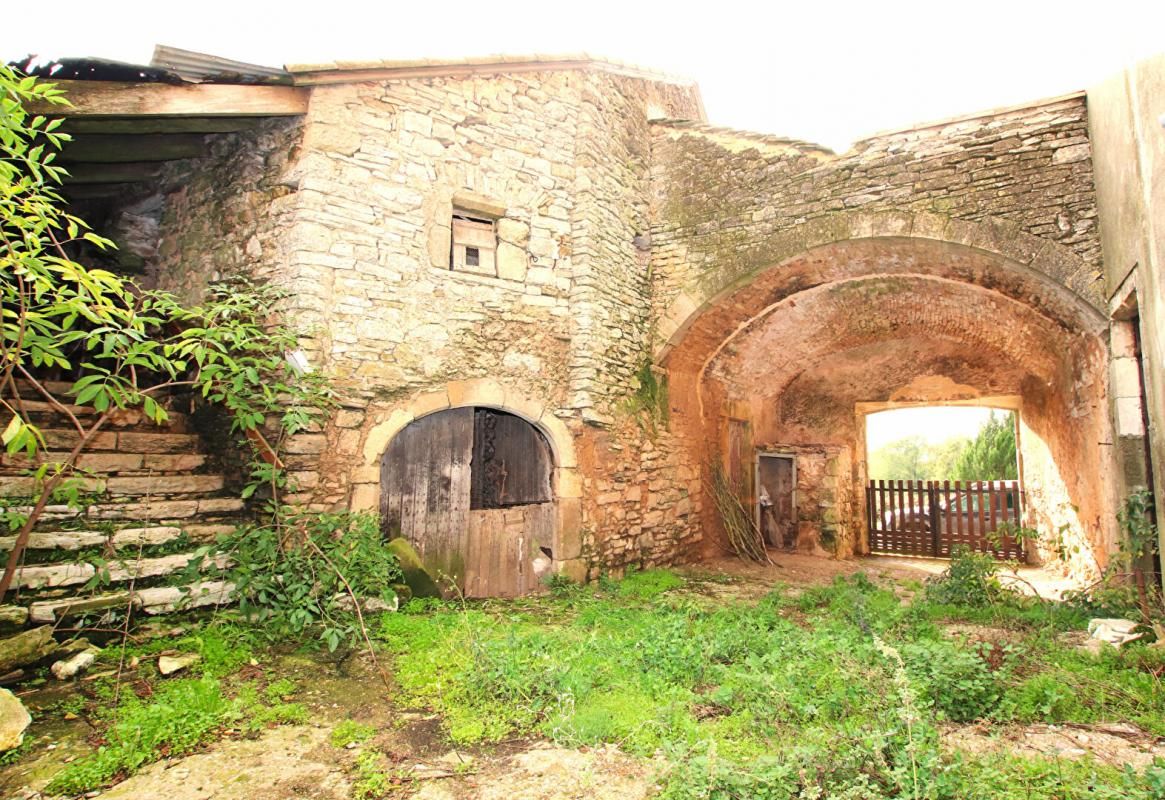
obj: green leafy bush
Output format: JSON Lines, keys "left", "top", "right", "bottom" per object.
{"left": 46, "top": 677, "right": 229, "bottom": 795}
{"left": 901, "top": 639, "right": 1007, "bottom": 721}
{"left": 925, "top": 547, "right": 1013, "bottom": 607}
{"left": 206, "top": 511, "right": 403, "bottom": 651}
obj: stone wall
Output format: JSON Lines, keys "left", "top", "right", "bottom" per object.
{"left": 1089, "top": 54, "right": 1165, "bottom": 566}
{"left": 262, "top": 67, "right": 707, "bottom": 575}
{"left": 109, "top": 64, "right": 1131, "bottom": 585}
{"left": 650, "top": 94, "right": 1103, "bottom": 323}
{"left": 647, "top": 94, "right": 1115, "bottom": 575}
{"left": 151, "top": 119, "right": 304, "bottom": 304}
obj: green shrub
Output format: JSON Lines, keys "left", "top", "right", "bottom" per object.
{"left": 331, "top": 719, "right": 377, "bottom": 748}
{"left": 925, "top": 547, "right": 1013, "bottom": 607}
{"left": 46, "top": 677, "right": 230, "bottom": 795}
{"left": 901, "top": 639, "right": 1006, "bottom": 722}
{"left": 209, "top": 511, "right": 403, "bottom": 651}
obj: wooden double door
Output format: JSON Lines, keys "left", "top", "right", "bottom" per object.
{"left": 380, "top": 407, "right": 555, "bottom": 597}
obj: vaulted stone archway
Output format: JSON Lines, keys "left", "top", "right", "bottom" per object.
{"left": 660, "top": 230, "right": 1115, "bottom": 582}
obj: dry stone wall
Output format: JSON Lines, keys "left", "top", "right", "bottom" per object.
{"left": 650, "top": 95, "right": 1103, "bottom": 320}
{"left": 151, "top": 119, "right": 304, "bottom": 304}
{"left": 94, "top": 67, "right": 1120, "bottom": 583}
{"left": 263, "top": 68, "right": 707, "bottom": 573}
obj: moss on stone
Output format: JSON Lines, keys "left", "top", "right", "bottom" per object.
{"left": 385, "top": 538, "right": 441, "bottom": 598}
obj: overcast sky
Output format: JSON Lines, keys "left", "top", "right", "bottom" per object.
{"left": 3, "top": 0, "right": 1161, "bottom": 152}
{"left": 866, "top": 407, "right": 1005, "bottom": 451}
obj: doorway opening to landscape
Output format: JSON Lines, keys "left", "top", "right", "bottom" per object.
{"left": 863, "top": 404, "right": 1024, "bottom": 560}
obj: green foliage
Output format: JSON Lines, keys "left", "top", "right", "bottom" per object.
{"left": 868, "top": 411, "right": 1018, "bottom": 482}
{"left": 610, "top": 567, "right": 684, "bottom": 600}
{"left": 331, "top": 719, "right": 377, "bottom": 748}
{"left": 953, "top": 410, "right": 1018, "bottom": 481}
{"left": 1117, "top": 487, "right": 1160, "bottom": 565}
{"left": 45, "top": 676, "right": 230, "bottom": 795}
{"left": 925, "top": 546, "right": 1013, "bottom": 607}
{"left": 1060, "top": 489, "right": 1162, "bottom": 619}
{"left": 374, "top": 569, "right": 1165, "bottom": 799}
{"left": 901, "top": 638, "right": 1009, "bottom": 721}
{"left": 352, "top": 749, "right": 395, "bottom": 800}
{"left": 0, "top": 66, "right": 333, "bottom": 595}
{"left": 624, "top": 360, "right": 669, "bottom": 434}
{"left": 869, "top": 434, "right": 956, "bottom": 481}
{"left": 205, "top": 511, "right": 403, "bottom": 651}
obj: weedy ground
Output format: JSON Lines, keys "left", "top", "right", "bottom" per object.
{"left": 3, "top": 555, "right": 1164, "bottom": 800}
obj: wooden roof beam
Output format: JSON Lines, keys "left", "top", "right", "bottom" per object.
{"left": 62, "top": 162, "right": 163, "bottom": 184}
{"left": 61, "top": 134, "right": 207, "bottom": 163}
{"left": 30, "top": 80, "right": 308, "bottom": 118}
{"left": 63, "top": 117, "right": 265, "bottom": 135}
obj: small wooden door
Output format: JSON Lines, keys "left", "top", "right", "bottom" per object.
{"left": 758, "top": 454, "right": 796, "bottom": 550}
{"left": 380, "top": 407, "right": 474, "bottom": 585}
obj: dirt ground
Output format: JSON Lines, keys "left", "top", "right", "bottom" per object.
{"left": 682, "top": 550, "right": 1082, "bottom": 600}
{"left": 0, "top": 552, "right": 1141, "bottom": 800}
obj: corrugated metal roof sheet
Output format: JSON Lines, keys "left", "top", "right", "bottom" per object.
{"left": 150, "top": 45, "right": 291, "bottom": 84}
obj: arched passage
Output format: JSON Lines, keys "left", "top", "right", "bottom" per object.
{"left": 662, "top": 234, "right": 1115, "bottom": 581}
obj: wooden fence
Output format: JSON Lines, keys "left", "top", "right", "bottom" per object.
{"left": 865, "top": 480, "right": 1025, "bottom": 560}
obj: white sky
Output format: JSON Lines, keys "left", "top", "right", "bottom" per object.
{"left": 865, "top": 407, "right": 1009, "bottom": 452}
{"left": 3, "top": 0, "right": 1162, "bottom": 151}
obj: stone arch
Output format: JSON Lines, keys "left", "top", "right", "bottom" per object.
{"left": 656, "top": 223, "right": 1114, "bottom": 581}
{"left": 654, "top": 210, "right": 1105, "bottom": 361}
{"left": 350, "top": 379, "right": 582, "bottom": 584}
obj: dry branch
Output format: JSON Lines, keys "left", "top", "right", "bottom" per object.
{"left": 709, "top": 463, "right": 771, "bottom": 564}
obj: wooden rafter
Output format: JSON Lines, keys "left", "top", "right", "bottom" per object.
{"left": 29, "top": 80, "right": 308, "bottom": 118}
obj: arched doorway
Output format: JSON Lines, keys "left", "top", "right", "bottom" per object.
{"left": 660, "top": 233, "right": 1115, "bottom": 581}
{"left": 380, "top": 407, "right": 555, "bottom": 597}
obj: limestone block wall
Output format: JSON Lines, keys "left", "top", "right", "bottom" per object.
{"left": 264, "top": 68, "right": 707, "bottom": 575}
{"left": 565, "top": 74, "right": 702, "bottom": 423}
{"left": 650, "top": 94, "right": 1103, "bottom": 322}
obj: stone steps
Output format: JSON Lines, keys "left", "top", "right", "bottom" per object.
{"left": 28, "top": 580, "right": 235, "bottom": 624}
{"left": 10, "top": 553, "right": 231, "bottom": 591}
{"left": 7, "top": 496, "right": 246, "bottom": 523}
{"left": 5, "top": 400, "right": 192, "bottom": 433}
{"left": 0, "top": 451, "right": 208, "bottom": 476}
{"left": 0, "top": 523, "right": 236, "bottom": 555}
{"left": 0, "top": 474, "right": 226, "bottom": 499}
{"left": 33, "top": 429, "right": 203, "bottom": 455}
{"left": 0, "top": 383, "right": 249, "bottom": 628}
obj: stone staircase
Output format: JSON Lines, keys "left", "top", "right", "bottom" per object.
{"left": 0, "top": 383, "right": 247, "bottom": 627}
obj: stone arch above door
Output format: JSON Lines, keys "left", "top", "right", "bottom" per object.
{"left": 349, "top": 379, "right": 583, "bottom": 586}
{"left": 654, "top": 210, "right": 1105, "bottom": 362}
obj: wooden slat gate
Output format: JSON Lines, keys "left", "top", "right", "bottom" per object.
{"left": 865, "top": 480, "right": 1024, "bottom": 560}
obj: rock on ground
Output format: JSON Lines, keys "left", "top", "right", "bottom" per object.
{"left": 99, "top": 725, "right": 349, "bottom": 800}
{"left": 0, "top": 688, "right": 31, "bottom": 752}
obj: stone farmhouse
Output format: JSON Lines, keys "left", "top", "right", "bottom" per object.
{"left": 6, "top": 47, "right": 1165, "bottom": 606}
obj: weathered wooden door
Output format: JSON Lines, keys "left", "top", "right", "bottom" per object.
{"left": 380, "top": 407, "right": 474, "bottom": 586}
{"left": 380, "top": 407, "right": 555, "bottom": 597}
{"left": 758, "top": 454, "right": 796, "bottom": 549}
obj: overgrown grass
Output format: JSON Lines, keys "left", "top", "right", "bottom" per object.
{"left": 44, "top": 625, "right": 307, "bottom": 796}
{"left": 377, "top": 567, "right": 1165, "bottom": 800}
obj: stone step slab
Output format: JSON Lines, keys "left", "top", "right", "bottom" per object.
{"left": 6, "top": 401, "right": 191, "bottom": 432}
{"left": 11, "top": 496, "right": 246, "bottom": 522}
{"left": 0, "top": 452, "right": 207, "bottom": 475}
{"left": 38, "top": 430, "right": 202, "bottom": 455}
{"left": 10, "top": 552, "right": 231, "bottom": 590}
{"left": 0, "top": 527, "right": 185, "bottom": 553}
{"left": 0, "top": 474, "right": 225, "bottom": 499}
{"left": 27, "top": 580, "right": 235, "bottom": 624}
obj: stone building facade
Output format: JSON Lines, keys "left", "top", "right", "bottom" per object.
{"left": 47, "top": 53, "right": 1165, "bottom": 591}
